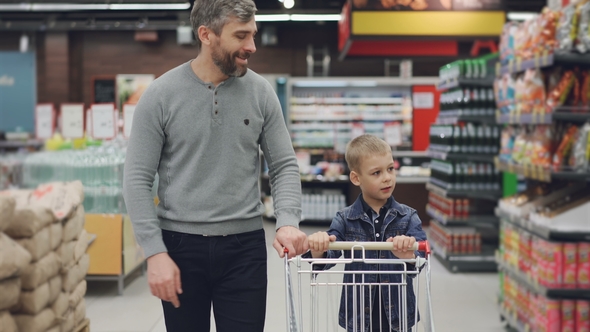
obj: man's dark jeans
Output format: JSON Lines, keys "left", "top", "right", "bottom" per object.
{"left": 161, "top": 228, "right": 267, "bottom": 332}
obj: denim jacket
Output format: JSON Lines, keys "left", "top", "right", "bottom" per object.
{"left": 308, "top": 195, "right": 427, "bottom": 332}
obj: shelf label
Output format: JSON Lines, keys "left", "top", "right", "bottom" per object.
{"left": 35, "top": 104, "right": 54, "bottom": 139}
{"left": 60, "top": 104, "right": 85, "bottom": 139}
{"left": 91, "top": 103, "right": 116, "bottom": 139}
{"left": 122, "top": 103, "right": 136, "bottom": 138}
{"left": 412, "top": 92, "right": 434, "bottom": 109}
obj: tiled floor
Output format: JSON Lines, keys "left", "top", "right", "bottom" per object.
{"left": 85, "top": 220, "right": 507, "bottom": 332}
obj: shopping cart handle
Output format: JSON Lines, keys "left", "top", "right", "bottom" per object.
{"left": 328, "top": 240, "right": 430, "bottom": 253}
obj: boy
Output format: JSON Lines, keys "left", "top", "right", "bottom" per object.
{"left": 307, "top": 134, "right": 427, "bottom": 332}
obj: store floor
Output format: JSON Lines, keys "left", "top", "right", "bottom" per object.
{"left": 85, "top": 220, "right": 507, "bottom": 332}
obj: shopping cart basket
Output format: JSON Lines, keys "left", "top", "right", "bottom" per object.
{"left": 284, "top": 241, "right": 434, "bottom": 332}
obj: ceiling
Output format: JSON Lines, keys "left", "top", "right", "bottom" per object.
{"left": 0, "top": 0, "right": 548, "bottom": 31}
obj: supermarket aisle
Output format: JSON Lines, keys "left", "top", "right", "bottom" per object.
{"left": 85, "top": 219, "right": 507, "bottom": 332}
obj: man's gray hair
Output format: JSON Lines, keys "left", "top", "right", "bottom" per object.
{"left": 190, "top": 0, "right": 257, "bottom": 49}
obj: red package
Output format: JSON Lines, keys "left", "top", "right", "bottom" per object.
{"left": 562, "top": 300, "right": 576, "bottom": 332}
{"left": 579, "top": 243, "right": 590, "bottom": 289}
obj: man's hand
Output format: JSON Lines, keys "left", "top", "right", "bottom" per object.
{"left": 273, "top": 226, "right": 309, "bottom": 258}
{"left": 147, "top": 252, "right": 183, "bottom": 308}
{"left": 387, "top": 235, "right": 416, "bottom": 259}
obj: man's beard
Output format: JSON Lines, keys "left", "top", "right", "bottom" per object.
{"left": 211, "top": 42, "right": 249, "bottom": 77}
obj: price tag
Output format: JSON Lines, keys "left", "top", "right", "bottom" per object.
{"left": 35, "top": 104, "right": 55, "bottom": 139}
{"left": 523, "top": 164, "right": 530, "bottom": 177}
{"left": 540, "top": 107, "right": 547, "bottom": 123}
{"left": 530, "top": 164, "right": 538, "bottom": 180}
{"left": 542, "top": 50, "right": 550, "bottom": 66}
{"left": 60, "top": 104, "right": 85, "bottom": 139}
{"left": 383, "top": 122, "right": 402, "bottom": 146}
{"left": 90, "top": 103, "right": 116, "bottom": 139}
{"left": 412, "top": 92, "right": 434, "bottom": 109}
{"left": 123, "top": 104, "right": 136, "bottom": 138}
{"left": 534, "top": 53, "right": 540, "bottom": 68}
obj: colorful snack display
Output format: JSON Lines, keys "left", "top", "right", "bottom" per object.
{"left": 553, "top": 125, "right": 579, "bottom": 170}
{"left": 576, "top": 1, "right": 590, "bottom": 53}
{"left": 556, "top": 4, "right": 579, "bottom": 51}
{"left": 546, "top": 70, "right": 579, "bottom": 109}
{"left": 531, "top": 125, "right": 554, "bottom": 167}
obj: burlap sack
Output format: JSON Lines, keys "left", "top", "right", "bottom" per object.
{"left": 20, "top": 251, "right": 61, "bottom": 290}
{"left": 60, "top": 309, "right": 74, "bottom": 332}
{"left": 16, "top": 226, "right": 51, "bottom": 263}
{"left": 68, "top": 280, "right": 86, "bottom": 309}
{"left": 73, "top": 298, "right": 85, "bottom": 326}
{"left": 0, "top": 310, "right": 18, "bottom": 332}
{"left": 47, "top": 325, "right": 60, "bottom": 332}
{"left": 28, "top": 181, "right": 84, "bottom": 221}
{"left": 50, "top": 223, "right": 63, "bottom": 251}
{"left": 0, "top": 233, "right": 32, "bottom": 280}
{"left": 0, "top": 196, "right": 15, "bottom": 233}
{"left": 13, "top": 281, "right": 50, "bottom": 315}
{"left": 56, "top": 241, "right": 75, "bottom": 272}
{"left": 62, "top": 254, "right": 89, "bottom": 293}
{"left": 51, "top": 292, "right": 68, "bottom": 320}
{"left": 0, "top": 278, "right": 20, "bottom": 311}
{"left": 13, "top": 307, "right": 55, "bottom": 332}
{"left": 5, "top": 206, "right": 55, "bottom": 239}
{"left": 48, "top": 275, "right": 62, "bottom": 305}
{"left": 74, "top": 230, "right": 89, "bottom": 262}
{"left": 62, "top": 205, "right": 85, "bottom": 243}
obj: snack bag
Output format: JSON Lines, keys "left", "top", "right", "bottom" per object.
{"left": 531, "top": 125, "right": 553, "bottom": 167}
{"left": 512, "top": 130, "right": 529, "bottom": 164}
{"left": 523, "top": 69, "right": 546, "bottom": 113}
{"left": 556, "top": 4, "right": 578, "bottom": 51}
{"left": 500, "top": 127, "right": 516, "bottom": 163}
{"left": 576, "top": 1, "right": 590, "bottom": 53}
{"left": 552, "top": 125, "right": 578, "bottom": 170}
{"left": 546, "top": 70, "right": 579, "bottom": 109}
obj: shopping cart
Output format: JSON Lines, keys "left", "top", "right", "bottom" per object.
{"left": 284, "top": 241, "right": 434, "bottom": 332}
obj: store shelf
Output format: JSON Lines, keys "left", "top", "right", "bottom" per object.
{"left": 496, "top": 107, "right": 590, "bottom": 125}
{"left": 498, "top": 52, "right": 590, "bottom": 75}
{"left": 430, "top": 239, "right": 497, "bottom": 273}
{"left": 290, "top": 97, "right": 403, "bottom": 105}
{"left": 437, "top": 77, "right": 495, "bottom": 91}
{"left": 495, "top": 158, "right": 590, "bottom": 183}
{"left": 496, "top": 208, "right": 590, "bottom": 242}
{"left": 436, "top": 113, "right": 497, "bottom": 125}
{"left": 0, "top": 139, "right": 43, "bottom": 150}
{"left": 496, "top": 253, "right": 590, "bottom": 299}
{"left": 426, "top": 204, "right": 498, "bottom": 226}
{"left": 427, "top": 148, "right": 496, "bottom": 163}
{"left": 426, "top": 181, "right": 502, "bottom": 202}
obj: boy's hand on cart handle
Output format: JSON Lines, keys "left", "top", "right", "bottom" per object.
{"left": 387, "top": 236, "right": 416, "bottom": 259}
{"left": 308, "top": 232, "right": 336, "bottom": 257}
{"left": 146, "top": 252, "right": 182, "bottom": 308}
{"left": 274, "top": 226, "right": 309, "bottom": 258}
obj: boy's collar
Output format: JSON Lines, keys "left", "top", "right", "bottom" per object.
{"left": 359, "top": 194, "right": 392, "bottom": 216}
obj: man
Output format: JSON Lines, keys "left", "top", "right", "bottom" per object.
{"left": 122, "top": 1, "right": 308, "bottom": 331}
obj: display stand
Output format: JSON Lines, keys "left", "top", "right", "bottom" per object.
{"left": 84, "top": 214, "right": 145, "bottom": 295}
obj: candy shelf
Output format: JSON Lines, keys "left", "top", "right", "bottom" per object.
{"left": 498, "top": 52, "right": 590, "bottom": 76}
{"left": 495, "top": 158, "right": 590, "bottom": 183}
{"left": 496, "top": 208, "right": 590, "bottom": 242}
{"left": 496, "top": 108, "right": 590, "bottom": 125}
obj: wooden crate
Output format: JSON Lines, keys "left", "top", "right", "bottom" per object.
{"left": 75, "top": 318, "right": 90, "bottom": 332}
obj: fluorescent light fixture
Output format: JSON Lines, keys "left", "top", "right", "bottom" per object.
{"left": 0, "top": 2, "right": 190, "bottom": 11}
{"left": 255, "top": 14, "right": 290, "bottom": 22}
{"left": 350, "top": 81, "right": 378, "bottom": 87}
{"left": 110, "top": 3, "right": 190, "bottom": 10}
{"left": 292, "top": 81, "right": 348, "bottom": 87}
{"left": 507, "top": 12, "right": 537, "bottom": 21}
{"left": 290, "top": 14, "right": 341, "bottom": 21}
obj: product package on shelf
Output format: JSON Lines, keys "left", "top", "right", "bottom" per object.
{"left": 428, "top": 191, "right": 497, "bottom": 219}
{"left": 429, "top": 123, "right": 500, "bottom": 154}
{"left": 501, "top": 273, "right": 590, "bottom": 332}
{"left": 430, "top": 159, "right": 501, "bottom": 192}
{"left": 429, "top": 220, "right": 482, "bottom": 255}
{"left": 0, "top": 181, "right": 90, "bottom": 332}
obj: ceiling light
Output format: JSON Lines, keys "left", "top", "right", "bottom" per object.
{"left": 0, "top": 2, "right": 190, "bottom": 11}
{"left": 255, "top": 14, "right": 290, "bottom": 22}
{"left": 290, "top": 14, "right": 341, "bottom": 21}
{"left": 507, "top": 12, "right": 537, "bottom": 21}
{"left": 283, "top": 0, "right": 295, "bottom": 9}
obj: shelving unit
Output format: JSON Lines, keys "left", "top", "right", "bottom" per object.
{"left": 428, "top": 62, "right": 501, "bottom": 273}
{"left": 495, "top": 45, "right": 590, "bottom": 332}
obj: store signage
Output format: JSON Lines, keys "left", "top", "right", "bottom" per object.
{"left": 0, "top": 52, "right": 35, "bottom": 132}
{"left": 35, "top": 104, "right": 55, "bottom": 139}
{"left": 413, "top": 92, "right": 435, "bottom": 109}
{"left": 90, "top": 103, "right": 116, "bottom": 139}
{"left": 92, "top": 76, "right": 116, "bottom": 104}
{"left": 123, "top": 103, "right": 136, "bottom": 138}
{"left": 351, "top": 0, "right": 502, "bottom": 10}
{"left": 60, "top": 103, "right": 85, "bottom": 139}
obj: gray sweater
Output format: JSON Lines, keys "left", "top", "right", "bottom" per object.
{"left": 123, "top": 61, "right": 301, "bottom": 258}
